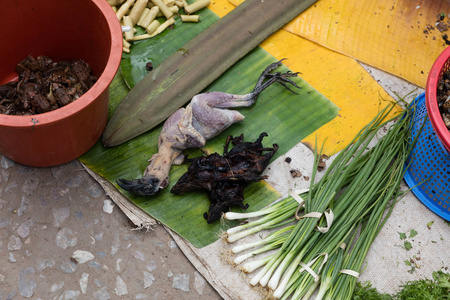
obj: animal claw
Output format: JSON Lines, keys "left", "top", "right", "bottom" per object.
{"left": 116, "top": 176, "right": 161, "bottom": 196}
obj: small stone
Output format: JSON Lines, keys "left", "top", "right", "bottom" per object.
{"left": 50, "top": 165, "right": 65, "bottom": 179}
{"left": 36, "top": 259, "right": 55, "bottom": 272}
{"left": 102, "top": 200, "right": 114, "bottom": 214}
{"left": 94, "top": 278, "right": 102, "bottom": 288}
{"left": 96, "top": 251, "right": 107, "bottom": 258}
{"left": 88, "top": 261, "right": 101, "bottom": 269}
{"left": 17, "top": 219, "right": 34, "bottom": 239}
{"left": 153, "top": 241, "right": 164, "bottom": 248}
{"left": 50, "top": 281, "right": 65, "bottom": 293}
{"left": 59, "top": 290, "right": 80, "bottom": 300}
{"left": 75, "top": 211, "right": 83, "bottom": 219}
{"left": 168, "top": 240, "right": 178, "bottom": 250}
{"left": 22, "top": 177, "right": 39, "bottom": 195}
{"left": 9, "top": 253, "right": 16, "bottom": 263}
{"left": 56, "top": 227, "right": 77, "bottom": 249}
{"left": 143, "top": 271, "right": 155, "bottom": 289}
{"left": 50, "top": 186, "right": 69, "bottom": 201}
{"left": 172, "top": 274, "right": 189, "bottom": 292}
{"left": 115, "top": 276, "right": 128, "bottom": 296}
{"left": 94, "top": 232, "right": 104, "bottom": 241}
{"left": 136, "top": 294, "right": 148, "bottom": 299}
{"left": 0, "top": 218, "right": 11, "bottom": 228}
{"left": 60, "top": 261, "right": 77, "bottom": 274}
{"left": 6, "top": 290, "right": 18, "bottom": 300}
{"left": 116, "top": 258, "right": 122, "bottom": 273}
{"left": 134, "top": 251, "right": 146, "bottom": 261}
{"left": 111, "top": 232, "right": 120, "bottom": 255}
{"left": 93, "top": 287, "right": 110, "bottom": 300}
{"left": 19, "top": 268, "right": 36, "bottom": 298}
{"left": 194, "top": 271, "right": 206, "bottom": 295}
{"left": 52, "top": 207, "right": 71, "bottom": 227}
{"left": 5, "top": 181, "right": 18, "bottom": 193}
{"left": 87, "top": 185, "right": 102, "bottom": 198}
{"left": 71, "top": 250, "right": 95, "bottom": 264}
{"left": 1, "top": 156, "right": 15, "bottom": 169}
{"left": 0, "top": 273, "right": 5, "bottom": 282}
{"left": 167, "top": 271, "right": 173, "bottom": 278}
{"left": 80, "top": 273, "right": 89, "bottom": 294}
{"left": 2, "top": 169, "right": 10, "bottom": 182}
{"left": 17, "top": 196, "right": 30, "bottom": 216}
{"left": 146, "top": 260, "right": 157, "bottom": 272}
{"left": 8, "top": 235, "right": 22, "bottom": 251}
{"left": 0, "top": 199, "right": 7, "bottom": 210}
{"left": 64, "top": 175, "right": 84, "bottom": 187}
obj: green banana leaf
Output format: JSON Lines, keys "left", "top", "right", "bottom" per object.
{"left": 80, "top": 8, "right": 339, "bottom": 248}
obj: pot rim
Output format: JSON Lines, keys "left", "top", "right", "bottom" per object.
{"left": 0, "top": 0, "right": 122, "bottom": 128}
{"left": 426, "top": 46, "right": 450, "bottom": 152}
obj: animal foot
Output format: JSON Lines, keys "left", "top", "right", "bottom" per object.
{"left": 116, "top": 176, "right": 161, "bottom": 196}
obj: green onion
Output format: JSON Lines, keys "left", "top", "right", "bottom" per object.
{"left": 224, "top": 101, "right": 421, "bottom": 299}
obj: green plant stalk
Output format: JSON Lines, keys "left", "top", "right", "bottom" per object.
{"left": 325, "top": 134, "right": 412, "bottom": 299}
{"left": 231, "top": 225, "right": 294, "bottom": 254}
{"left": 224, "top": 196, "right": 298, "bottom": 221}
{"left": 102, "top": 0, "right": 319, "bottom": 146}
{"left": 226, "top": 206, "right": 298, "bottom": 242}
{"left": 268, "top": 105, "right": 399, "bottom": 294}
{"left": 225, "top": 197, "right": 298, "bottom": 236}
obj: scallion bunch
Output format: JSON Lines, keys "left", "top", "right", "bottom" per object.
{"left": 223, "top": 102, "right": 420, "bottom": 299}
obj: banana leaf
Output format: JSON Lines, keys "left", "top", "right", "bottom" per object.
{"left": 80, "top": 8, "right": 339, "bottom": 248}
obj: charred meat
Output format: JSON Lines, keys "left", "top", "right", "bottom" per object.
{"left": 171, "top": 133, "right": 278, "bottom": 223}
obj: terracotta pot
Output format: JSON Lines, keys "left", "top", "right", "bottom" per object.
{"left": 0, "top": 0, "right": 122, "bottom": 167}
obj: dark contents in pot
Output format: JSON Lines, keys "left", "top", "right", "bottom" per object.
{"left": 436, "top": 69, "right": 450, "bottom": 130}
{"left": 0, "top": 55, "right": 97, "bottom": 115}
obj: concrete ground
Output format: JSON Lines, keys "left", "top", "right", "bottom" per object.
{"left": 0, "top": 157, "right": 222, "bottom": 300}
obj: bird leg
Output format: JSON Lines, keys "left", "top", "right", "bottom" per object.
{"left": 117, "top": 143, "right": 182, "bottom": 196}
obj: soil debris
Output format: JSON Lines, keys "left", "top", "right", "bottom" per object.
{"left": 436, "top": 69, "right": 450, "bottom": 131}
{"left": 290, "top": 169, "right": 302, "bottom": 178}
{"left": 0, "top": 55, "right": 97, "bottom": 115}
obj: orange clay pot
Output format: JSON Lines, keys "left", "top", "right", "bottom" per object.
{"left": 0, "top": 0, "right": 122, "bottom": 167}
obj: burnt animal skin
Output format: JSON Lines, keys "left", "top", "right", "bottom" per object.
{"left": 117, "top": 60, "right": 299, "bottom": 197}
{"left": 171, "top": 133, "right": 278, "bottom": 223}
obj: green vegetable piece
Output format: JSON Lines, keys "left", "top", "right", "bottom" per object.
{"left": 409, "top": 229, "right": 418, "bottom": 238}
{"left": 427, "top": 221, "right": 434, "bottom": 229}
{"left": 399, "top": 232, "right": 407, "bottom": 240}
{"left": 404, "top": 240, "right": 412, "bottom": 250}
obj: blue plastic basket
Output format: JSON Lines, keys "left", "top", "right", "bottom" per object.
{"left": 404, "top": 93, "right": 450, "bottom": 221}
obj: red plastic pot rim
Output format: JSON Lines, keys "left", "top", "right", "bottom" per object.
{"left": 0, "top": 0, "right": 122, "bottom": 128}
{"left": 426, "top": 46, "right": 450, "bottom": 151}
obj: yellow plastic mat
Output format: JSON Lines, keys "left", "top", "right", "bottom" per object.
{"left": 231, "top": 0, "right": 450, "bottom": 88}
{"left": 283, "top": 0, "right": 450, "bottom": 88}
{"left": 220, "top": 0, "right": 401, "bottom": 155}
